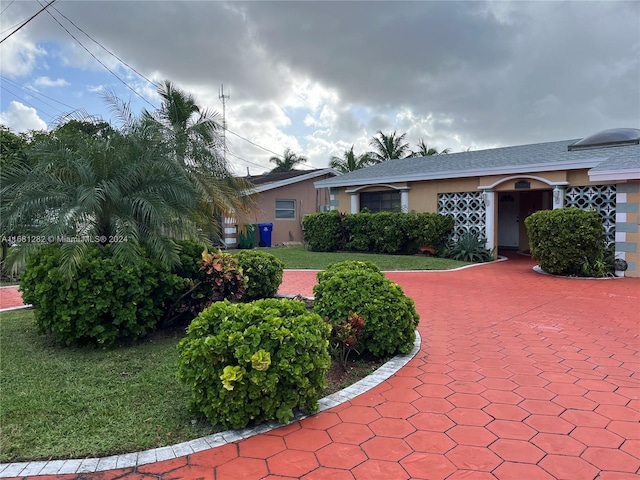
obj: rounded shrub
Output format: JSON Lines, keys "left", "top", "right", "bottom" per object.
{"left": 525, "top": 207, "right": 605, "bottom": 276}
{"left": 235, "top": 250, "right": 285, "bottom": 300}
{"left": 20, "top": 244, "right": 184, "bottom": 347}
{"left": 314, "top": 262, "right": 419, "bottom": 357}
{"left": 176, "top": 298, "right": 331, "bottom": 429}
{"left": 301, "top": 211, "right": 344, "bottom": 252}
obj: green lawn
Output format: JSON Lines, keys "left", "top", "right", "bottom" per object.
{"left": 253, "top": 245, "right": 470, "bottom": 270}
{"left": 0, "top": 309, "right": 217, "bottom": 462}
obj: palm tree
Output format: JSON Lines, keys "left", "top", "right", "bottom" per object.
{"left": 369, "top": 130, "right": 412, "bottom": 162}
{"left": 411, "top": 139, "right": 451, "bottom": 157}
{"left": 1, "top": 121, "right": 202, "bottom": 275}
{"left": 329, "top": 145, "right": 373, "bottom": 173}
{"left": 269, "top": 148, "right": 307, "bottom": 172}
{"left": 143, "top": 80, "right": 254, "bottom": 237}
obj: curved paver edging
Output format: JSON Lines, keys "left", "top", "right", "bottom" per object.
{"left": 532, "top": 265, "right": 624, "bottom": 279}
{"left": 0, "top": 332, "right": 421, "bottom": 478}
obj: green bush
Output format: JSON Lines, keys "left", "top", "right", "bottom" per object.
{"left": 325, "top": 259, "right": 381, "bottom": 274}
{"left": 342, "top": 211, "right": 374, "bottom": 252}
{"left": 20, "top": 245, "right": 183, "bottom": 347}
{"left": 445, "top": 231, "right": 494, "bottom": 263}
{"left": 406, "top": 213, "right": 455, "bottom": 254}
{"left": 314, "top": 262, "right": 419, "bottom": 357}
{"left": 302, "top": 211, "right": 344, "bottom": 251}
{"left": 235, "top": 250, "right": 285, "bottom": 300}
{"left": 176, "top": 298, "right": 331, "bottom": 429}
{"left": 368, "top": 212, "right": 408, "bottom": 254}
{"left": 525, "top": 207, "right": 606, "bottom": 276}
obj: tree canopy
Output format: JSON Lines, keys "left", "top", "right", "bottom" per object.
{"left": 269, "top": 148, "right": 307, "bottom": 172}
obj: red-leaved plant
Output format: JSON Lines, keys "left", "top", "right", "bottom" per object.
{"left": 329, "top": 312, "right": 366, "bottom": 370}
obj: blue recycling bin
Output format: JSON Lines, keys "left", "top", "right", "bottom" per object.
{"left": 257, "top": 222, "right": 273, "bottom": 247}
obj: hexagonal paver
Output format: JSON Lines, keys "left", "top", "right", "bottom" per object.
{"left": 284, "top": 428, "right": 332, "bottom": 451}
{"left": 381, "top": 388, "right": 421, "bottom": 403}
{"left": 552, "top": 395, "right": 598, "bottom": 411}
{"left": 608, "top": 421, "right": 640, "bottom": 439}
{"left": 408, "top": 412, "right": 455, "bottom": 432}
{"left": 570, "top": 426, "right": 624, "bottom": 448}
{"left": 447, "top": 392, "right": 490, "bottom": 409}
{"left": 481, "top": 389, "right": 524, "bottom": 405}
{"left": 596, "top": 404, "right": 640, "bottom": 421}
{"left": 411, "top": 397, "right": 455, "bottom": 413}
{"left": 418, "top": 373, "right": 454, "bottom": 385}
{"left": 238, "top": 434, "right": 286, "bottom": 458}
{"left": 302, "top": 467, "right": 357, "bottom": 480}
{"left": 524, "top": 414, "right": 575, "bottom": 434}
{"left": 337, "top": 406, "right": 381, "bottom": 424}
{"left": 375, "top": 401, "right": 418, "bottom": 419}
{"left": 489, "top": 439, "right": 545, "bottom": 463}
{"left": 479, "top": 378, "right": 518, "bottom": 391}
{"left": 514, "top": 386, "right": 556, "bottom": 400}
{"left": 448, "top": 370, "right": 485, "bottom": 383}
{"left": 493, "top": 462, "right": 555, "bottom": 480}
{"left": 486, "top": 419, "right": 536, "bottom": 440}
{"left": 483, "top": 403, "right": 528, "bottom": 421}
{"left": 509, "top": 374, "right": 548, "bottom": 387}
{"left": 349, "top": 392, "right": 386, "bottom": 407}
{"left": 362, "top": 437, "right": 413, "bottom": 461}
{"left": 577, "top": 379, "right": 618, "bottom": 392}
{"left": 385, "top": 375, "right": 422, "bottom": 389}
{"left": 216, "top": 457, "right": 268, "bottom": 479}
{"left": 162, "top": 465, "right": 215, "bottom": 480}
{"left": 447, "top": 407, "right": 493, "bottom": 426}
{"left": 446, "top": 445, "right": 502, "bottom": 471}
{"left": 327, "top": 423, "right": 374, "bottom": 445}
{"left": 539, "top": 454, "right": 600, "bottom": 480}
{"left": 446, "top": 425, "right": 497, "bottom": 446}
{"left": 581, "top": 446, "right": 640, "bottom": 472}
{"left": 352, "top": 459, "right": 409, "bottom": 480}
{"left": 189, "top": 443, "right": 237, "bottom": 466}
{"left": 545, "top": 382, "right": 588, "bottom": 396}
{"left": 531, "top": 432, "right": 587, "bottom": 455}
{"left": 316, "top": 443, "right": 366, "bottom": 469}
{"left": 520, "top": 399, "right": 565, "bottom": 415}
{"left": 405, "top": 431, "right": 456, "bottom": 454}
{"left": 414, "top": 384, "right": 455, "bottom": 398}
{"left": 560, "top": 409, "right": 609, "bottom": 428}
{"left": 267, "top": 450, "right": 319, "bottom": 477}
{"left": 401, "top": 452, "right": 456, "bottom": 480}
{"left": 369, "top": 418, "right": 416, "bottom": 438}
{"left": 302, "top": 411, "right": 342, "bottom": 430}
{"left": 539, "top": 371, "right": 579, "bottom": 384}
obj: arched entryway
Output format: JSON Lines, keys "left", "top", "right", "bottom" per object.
{"left": 497, "top": 190, "right": 553, "bottom": 251}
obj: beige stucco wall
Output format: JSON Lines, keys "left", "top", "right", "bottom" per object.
{"left": 235, "top": 176, "right": 333, "bottom": 246}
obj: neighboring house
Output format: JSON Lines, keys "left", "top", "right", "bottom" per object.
{"left": 223, "top": 168, "right": 339, "bottom": 247}
{"left": 315, "top": 128, "right": 640, "bottom": 277}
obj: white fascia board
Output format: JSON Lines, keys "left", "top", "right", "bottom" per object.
{"left": 588, "top": 168, "right": 640, "bottom": 182}
{"left": 314, "top": 159, "right": 605, "bottom": 189}
{"left": 245, "top": 168, "right": 340, "bottom": 195}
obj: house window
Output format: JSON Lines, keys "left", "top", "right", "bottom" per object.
{"left": 360, "top": 191, "right": 401, "bottom": 213}
{"left": 275, "top": 199, "right": 296, "bottom": 219}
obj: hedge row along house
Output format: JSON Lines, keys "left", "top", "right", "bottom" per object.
{"left": 314, "top": 128, "right": 640, "bottom": 277}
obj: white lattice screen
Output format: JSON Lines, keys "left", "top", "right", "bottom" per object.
{"left": 565, "top": 185, "right": 616, "bottom": 246}
{"left": 437, "top": 192, "right": 486, "bottom": 239}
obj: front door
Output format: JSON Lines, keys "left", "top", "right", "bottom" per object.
{"left": 498, "top": 193, "right": 519, "bottom": 248}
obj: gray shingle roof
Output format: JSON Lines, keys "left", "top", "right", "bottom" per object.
{"left": 316, "top": 138, "right": 640, "bottom": 188}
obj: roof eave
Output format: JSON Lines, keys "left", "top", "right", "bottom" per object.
{"left": 588, "top": 169, "right": 640, "bottom": 182}
{"left": 246, "top": 168, "right": 340, "bottom": 194}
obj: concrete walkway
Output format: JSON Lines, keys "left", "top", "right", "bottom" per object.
{"left": 1, "top": 255, "right": 639, "bottom": 479}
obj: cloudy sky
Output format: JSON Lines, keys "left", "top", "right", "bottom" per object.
{"left": 1, "top": 0, "right": 639, "bottom": 174}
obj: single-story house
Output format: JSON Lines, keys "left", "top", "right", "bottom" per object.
{"left": 314, "top": 128, "right": 640, "bottom": 277}
{"left": 223, "top": 168, "right": 339, "bottom": 247}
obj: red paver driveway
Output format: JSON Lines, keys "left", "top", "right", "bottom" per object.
{"left": 2, "top": 254, "right": 639, "bottom": 479}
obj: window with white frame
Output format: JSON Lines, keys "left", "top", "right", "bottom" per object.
{"left": 275, "top": 199, "right": 296, "bottom": 219}
{"left": 360, "top": 191, "right": 401, "bottom": 212}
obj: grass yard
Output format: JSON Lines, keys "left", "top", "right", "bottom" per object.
{"left": 0, "top": 309, "right": 218, "bottom": 462}
{"left": 253, "top": 245, "right": 470, "bottom": 270}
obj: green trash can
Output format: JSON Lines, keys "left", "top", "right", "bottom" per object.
{"left": 238, "top": 223, "right": 257, "bottom": 249}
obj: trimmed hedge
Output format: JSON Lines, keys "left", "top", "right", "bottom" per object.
{"left": 525, "top": 207, "right": 606, "bottom": 276}
{"left": 20, "top": 245, "right": 183, "bottom": 347}
{"left": 235, "top": 250, "right": 285, "bottom": 300}
{"left": 304, "top": 211, "right": 453, "bottom": 255}
{"left": 176, "top": 298, "right": 331, "bottom": 429}
{"left": 313, "top": 261, "right": 419, "bottom": 357}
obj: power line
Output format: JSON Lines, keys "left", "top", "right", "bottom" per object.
{"left": 1, "top": 85, "right": 56, "bottom": 120}
{"left": 47, "top": 3, "right": 158, "bottom": 88}
{"left": 0, "top": 75, "right": 78, "bottom": 111}
{"left": 37, "top": 0, "right": 156, "bottom": 108}
{"left": 0, "top": 0, "right": 16, "bottom": 17}
{"left": 0, "top": 0, "right": 58, "bottom": 44}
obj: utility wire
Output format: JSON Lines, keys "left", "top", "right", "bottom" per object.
{"left": 0, "top": 74, "right": 78, "bottom": 111}
{"left": 47, "top": 3, "right": 158, "bottom": 88}
{"left": 37, "top": 0, "right": 156, "bottom": 108}
{"left": 0, "top": 0, "right": 16, "bottom": 17}
{"left": 1, "top": 85, "right": 56, "bottom": 119}
{"left": 0, "top": 0, "right": 58, "bottom": 44}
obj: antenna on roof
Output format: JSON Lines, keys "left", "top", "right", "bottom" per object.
{"left": 219, "top": 84, "right": 230, "bottom": 162}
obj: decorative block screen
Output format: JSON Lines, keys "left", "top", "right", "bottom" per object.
{"left": 437, "top": 192, "right": 486, "bottom": 239}
{"left": 565, "top": 185, "right": 616, "bottom": 246}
